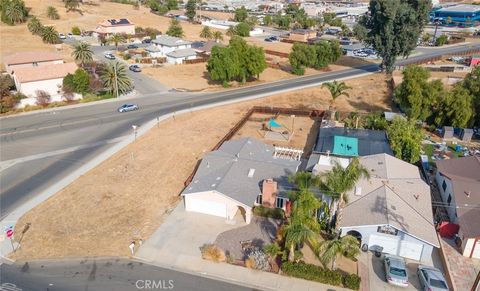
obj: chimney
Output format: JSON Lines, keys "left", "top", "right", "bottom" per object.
{"left": 262, "top": 179, "right": 277, "bottom": 209}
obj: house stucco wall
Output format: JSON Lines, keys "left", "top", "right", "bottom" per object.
{"left": 154, "top": 44, "right": 191, "bottom": 56}
{"left": 184, "top": 191, "right": 252, "bottom": 223}
{"left": 16, "top": 77, "right": 64, "bottom": 98}
{"left": 340, "top": 224, "right": 435, "bottom": 263}
{"left": 435, "top": 171, "right": 458, "bottom": 223}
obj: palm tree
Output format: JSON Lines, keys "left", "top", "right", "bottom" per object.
{"left": 199, "top": 26, "right": 213, "bottom": 39}
{"left": 47, "top": 6, "right": 60, "bottom": 20}
{"left": 319, "top": 158, "right": 370, "bottom": 227}
{"left": 65, "top": 0, "right": 80, "bottom": 12}
{"left": 100, "top": 61, "right": 134, "bottom": 97}
{"left": 27, "top": 16, "right": 44, "bottom": 35}
{"left": 316, "top": 235, "right": 360, "bottom": 270}
{"left": 321, "top": 80, "right": 352, "bottom": 106}
{"left": 289, "top": 171, "right": 320, "bottom": 192}
{"left": 72, "top": 41, "right": 93, "bottom": 67}
{"left": 41, "top": 26, "right": 60, "bottom": 44}
{"left": 263, "top": 243, "right": 281, "bottom": 267}
{"left": 284, "top": 190, "right": 321, "bottom": 261}
{"left": 3, "top": 0, "right": 28, "bottom": 24}
{"left": 213, "top": 31, "right": 223, "bottom": 42}
{"left": 109, "top": 33, "right": 124, "bottom": 48}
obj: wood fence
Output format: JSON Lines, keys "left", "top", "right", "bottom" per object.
{"left": 183, "top": 57, "right": 208, "bottom": 64}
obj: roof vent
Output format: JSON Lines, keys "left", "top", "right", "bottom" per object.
{"left": 194, "top": 180, "right": 199, "bottom": 183}
{"left": 216, "top": 177, "right": 221, "bottom": 180}
{"left": 465, "top": 191, "right": 471, "bottom": 197}
{"left": 211, "top": 183, "right": 216, "bottom": 187}
{"left": 248, "top": 168, "right": 255, "bottom": 178}
{"left": 414, "top": 194, "right": 419, "bottom": 200}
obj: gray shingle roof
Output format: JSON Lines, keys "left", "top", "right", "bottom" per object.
{"left": 314, "top": 127, "right": 393, "bottom": 156}
{"left": 166, "top": 48, "right": 197, "bottom": 58}
{"left": 182, "top": 137, "right": 300, "bottom": 206}
{"left": 152, "top": 35, "right": 192, "bottom": 47}
{"left": 340, "top": 154, "right": 439, "bottom": 247}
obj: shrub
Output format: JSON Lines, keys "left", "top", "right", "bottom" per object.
{"left": 291, "top": 67, "right": 305, "bottom": 75}
{"left": 281, "top": 261, "right": 342, "bottom": 286}
{"left": 123, "top": 54, "right": 131, "bottom": 60}
{"left": 245, "top": 249, "right": 269, "bottom": 270}
{"left": 35, "top": 90, "right": 51, "bottom": 107}
{"left": 252, "top": 206, "right": 285, "bottom": 219}
{"left": 200, "top": 244, "right": 225, "bottom": 263}
{"left": 71, "top": 26, "right": 81, "bottom": 35}
{"left": 343, "top": 274, "right": 361, "bottom": 290}
{"left": 226, "top": 254, "right": 235, "bottom": 264}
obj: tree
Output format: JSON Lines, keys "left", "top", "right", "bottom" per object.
{"left": 289, "top": 43, "right": 315, "bottom": 75}
{"left": 226, "top": 26, "right": 236, "bottom": 37}
{"left": 41, "top": 26, "right": 60, "bottom": 44}
{"left": 166, "top": 0, "right": 177, "bottom": 10}
{"left": 71, "top": 26, "right": 81, "bottom": 35}
{"left": 99, "top": 61, "right": 134, "bottom": 96}
{"left": 235, "top": 22, "right": 251, "bottom": 37}
{"left": 321, "top": 81, "right": 351, "bottom": 106}
{"left": 27, "top": 16, "right": 44, "bottom": 35}
{"left": 263, "top": 243, "right": 281, "bottom": 267}
{"left": 166, "top": 18, "right": 184, "bottom": 37}
{"left": 263, "top": 15, "right": 272, "bottom": 26}
{"left": 441, "top": 86, "right": 473, "bottom": 128}
{"left": 312, "top": 40, "right": 342, "bottom": 70}
{"left": 288, "top": 41, "right": 341, "bottom": 74}
{"left": 245, "top": 16, "right": 258, "bottom": 27}
{"left": 357, "top": 0, "right": 430, "bottom": 74}
{"left": 234, "top": 6, "right": 248, "bottom": 22}
{"left": 1, "top": 0, "right": 28, "bottom": 25}
{"left": 72, "top": 41, "right": 93, "bottom": 66}
{"left": 316, "top": 235, "right": 360, "bottom": 270}
{"left": 435, "top": 34, "right": 448, "bottom": 46}
{"left": 64, "top": 0, "right": 80, "bottom": 12}
{"left": 212, "top": 31, "right": 223, "bottom": 42}
{"left": 273, "top": 14, "right": 291, "bottom": 30}
{"left": 353, "top": 22, "right": 367, "bottom": 41}
{"left": 461, "top": 66, "right": 480, "bottom": 126}
{"left": 109, "top": 33, "right": 125, "bottom": 48}
{"left": 47, "top": 6, "right": 60, "bottom": 20}
{"left": 72, "top": 68, "right": 90, "bottom": 94}
{"left": 63, "top": 73, "right": 76, "bottom": 93}
{"left": 387, "top": 117, "right": 423, "bottom": 163}
{"left": 289, "top": 171, "right": 320, "bottom": 193}
{"left": 207, "top": 46, "right": 240, "bottom": 86}
{"left": 199, "top": 26, "right": 212, "bottom": 39}
{"left": 185, "top": 0, "right": 196, "bottom": 21}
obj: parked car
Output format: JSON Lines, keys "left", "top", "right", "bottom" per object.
{"left": 117, "top": 104, "right": 139, "bottom": 113}
{"left": 59, "top": 33, "right": 66, "bottom": 40}
{"left": 127, "top": 44, "right": 138, "bottom": 49}
{"left": 264, "top": 36, "right": 279, "bottom": 42}
{"left": 384, "top": 255, "right": 409, "bottom": 287}
{"left": 417, "top": 265, "right": 449, "bottom": 291}
{"left": 67, "top": 32, "right": 73, "bottom": 38}
{"left": 141, "top": 38, "right": 152, "bottom": 44}
{"left": 129, "top": 64, "right": 141, "bottom": 72}
{"left": 104, "top": 53, "right": 116, "bottom": 60}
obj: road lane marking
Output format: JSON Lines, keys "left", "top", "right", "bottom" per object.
{"left": 0, "top": 135, "right": 129, "bottom": 172}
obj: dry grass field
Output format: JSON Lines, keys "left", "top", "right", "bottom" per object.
{"left": 11, "top": 72, "right": 392, "bottom": 260}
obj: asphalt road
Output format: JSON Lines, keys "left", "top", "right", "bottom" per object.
{"left": 0, "top": 258, "right": 256, "bottom": 291}
{"left": 1, "top": 42, "right": 479, "bottom": 219}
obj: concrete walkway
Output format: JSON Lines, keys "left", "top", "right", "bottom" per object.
{"left": 136, "top": 203, "right": 349, "bottom": 291}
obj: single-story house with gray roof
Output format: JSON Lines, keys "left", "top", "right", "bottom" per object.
{"left": 181, "top": 137, "right": 300, "bottom": 223}
{"left": 166, "top": 48, "right": 197, "bottom": 64}
{"left": 151, "top": 35, "right": 192, "bottom": 56}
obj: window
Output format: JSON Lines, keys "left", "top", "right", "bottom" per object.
{"left": 256, "top": 194, "right": 262, "bottom": 205}
{"left": 442, "top": 180, "right": 447, "bottom": 192}
{"left": 33, "top": 62, "right": 38, "bottom": 67}
{"left": 276, "top": 197, "right": 284, "bottom": 209}
{"left": 447, "top": 194, "right": 452, "bottom": 205}
{"left": 377, "top": 225, "right": 398, "bottom": 235}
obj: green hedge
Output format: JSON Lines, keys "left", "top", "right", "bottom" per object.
{"left": 282, "top": 261, "right": 361, "bottom": 290}
{"left": 252, "top": 206, "right": 284, "bottom": 219}
{"left": 343, "top": 273, "right": 361, "bottom": 290}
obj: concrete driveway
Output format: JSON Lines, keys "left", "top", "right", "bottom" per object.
{"left": 136, "top": 202, "right": 245, "bottom": 268}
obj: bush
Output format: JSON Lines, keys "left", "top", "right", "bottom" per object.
{"left": 245, "top": 256, "right": 256, "bottom": 269}
{"left": 123, "top": 54, "right": 131, "bottom": 60}
{"left": 281, "top": 261, "right": 342, "bottom": 286}
{"left": 252, "top": 206, "right": 285, "bottom": 219}
{"left": 200, "top": 244, "right": 225, "bottom": 263}
{"left": 291, "top": 67, "right": 305, "bottom": 75}
{"left": 343, "top": 273, "right": 361, "bottom": 290}
{"left": 71, "top": 26, "right": 81, "bottom": 35}
{"left": 35, "top": 90, "right": 51, "bottom": 107}
{"left": 245, "top": 249, "right": 269, "bottom": 270}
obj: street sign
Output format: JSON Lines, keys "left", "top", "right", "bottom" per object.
{"left": 6, "top": 229, "right": 13, "bottom": 238}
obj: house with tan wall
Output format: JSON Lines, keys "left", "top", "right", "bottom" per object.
{"left": 95, "top": 18, "right": 135, "bottom": 36}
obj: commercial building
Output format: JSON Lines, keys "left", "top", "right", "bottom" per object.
{"left": 431, "top": 4, "right": 480, "bottom": 26}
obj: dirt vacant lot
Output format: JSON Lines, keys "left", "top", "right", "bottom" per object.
{"left": 11, "top": 72, "right": 392, "bottom": 261}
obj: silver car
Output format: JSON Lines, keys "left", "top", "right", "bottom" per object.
{"left": 384, "top": 255, "right": 409, "bottom": 287}
{"left": 417, "top": 265, "right": 449, "bottom": 291}
{"left": 117, "top": 104, "right": 139, "bottom": 113}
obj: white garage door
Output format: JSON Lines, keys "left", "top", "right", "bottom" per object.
{"left": 472, "top": 240, "right": 480, "bottom": 259}
{"left": 186, "top": 197, "right": 227, "bottom": 218}
{"left": 369, "top": 234, "right": 400, "bottom": 255}
{"left": 398, "top": 240, "right": 423, "bottom": 261}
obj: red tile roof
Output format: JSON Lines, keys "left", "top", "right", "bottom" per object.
{"left": 14, "top": 63, "right": 77, "bottom": 83}
{"left": 4, "top": 51, "right": 63, "bottom": 66}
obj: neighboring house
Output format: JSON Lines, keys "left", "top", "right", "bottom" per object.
{"left": 288, "top": 29, "right": 317, "bottom": 42}
{"left": 4, "top": 51, "right": 63, "bottom": 74}
{"left": 145, "top": 45, "right": 162, "bottom": 58}
{"left": 435, "top": 156, "right": 480, "bottom": 259}
{"left": 306, "top": 127, "right": 393, "bottom": 174}
{"left": 166, "top": 48, "right": 197, "bottom": 65}
{"left": 151, "top": 35, "right": 192, "bottom": 57}
{"left": 95, "top": 18, "right": 135, "bottom": 36}
{"left": 194, "top": 41, "right": 225, "bottom": 56}
{"left": 339, "top": 154, "right": 439, "bottom": 263}
{"left": 182, "top": 137, "right": 301, "bottom": 223}
{"left": 13, "top": 62, "right": 78, "bottom": 106}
